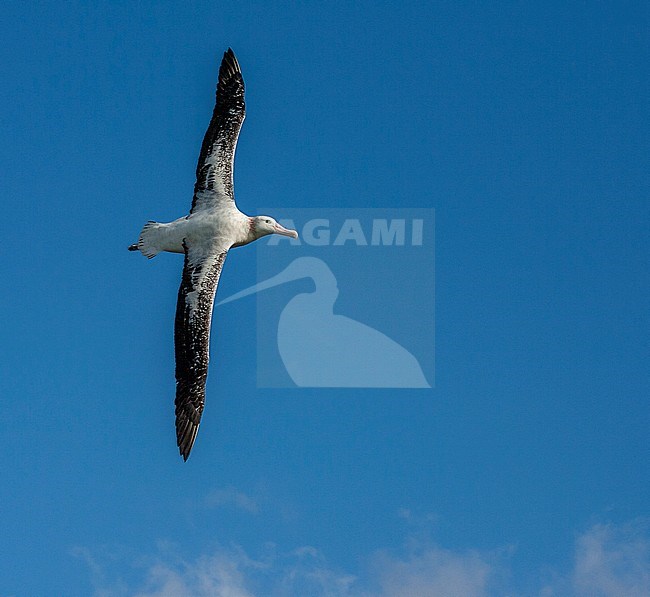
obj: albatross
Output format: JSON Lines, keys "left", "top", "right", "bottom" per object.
{"left": 128, "top": 49, "right": 298, "bottom": 461}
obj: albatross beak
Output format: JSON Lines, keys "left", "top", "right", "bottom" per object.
{"left": 273, "top": 223, "right": 299, "bottom": 239}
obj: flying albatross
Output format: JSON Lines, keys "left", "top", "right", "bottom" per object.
{"left": 128, "top": 49, "right": 298, "bottom": 461}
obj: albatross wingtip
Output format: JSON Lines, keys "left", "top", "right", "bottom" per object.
{"left": 220, "top": 47, "right": 241, "bottom": 76}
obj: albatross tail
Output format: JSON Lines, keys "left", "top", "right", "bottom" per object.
{"left": 128, "top": 221, "right": 162, "bottom": 259}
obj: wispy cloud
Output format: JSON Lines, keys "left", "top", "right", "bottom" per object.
{"left": 82, "top": 544, "right": 354, "bottom": 597}
{"left": 369, "top": 546, "right": 500, "bottom": 597}
{"left": 572, "top": 520, "right": 650, "bottom": 597}
{"left": 130, "top": 549, "right": 256, "bottom": 597}
{"left": 76, "top": 518, "right": 650, "bottom": 597}
{"left": 204, "top": 486, "right": 259, "bottom": 514}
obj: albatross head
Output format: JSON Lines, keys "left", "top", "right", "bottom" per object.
{"left": 251, "top": 216, "right": 298, "bottom": 240}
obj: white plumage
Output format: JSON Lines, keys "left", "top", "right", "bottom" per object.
{"left": 129, "top": 49, "right": 298, "bottom": 460}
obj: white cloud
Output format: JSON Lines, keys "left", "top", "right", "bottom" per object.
{"left": 76, "top": 518, "right": 650, "bottom": 597}
{"left": 366, "top": 545, "right": 496, "bottom": 597}
{"left": 204, "top": 486, "right": 259, "bottom": 514}
{"left": 572, "top": 520, "right": 650, "bottom": 597}
{"left": 80, "top": 543, "right": 354, "bottom": 597}
{"left": 130, "top": 551, "right": 256, "bottom": 597}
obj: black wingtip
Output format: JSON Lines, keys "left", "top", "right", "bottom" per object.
{"left": 176, "top": 409, "right": 200, "bottom": 462}
{"left": 177, "top": 433, "right": 193, "bottom": 461}
{"left": 178, "top": 434, "right": 195, "bottom": 461}
{"left": 220, "top": 47, "right": 241, "bottom": 77}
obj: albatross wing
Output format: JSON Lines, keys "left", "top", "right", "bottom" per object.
{"left": 191, "top": 48, "right": 245, "bottom": 213}
{"left": 174, "top": 241, "right": 228, "bottom": 460}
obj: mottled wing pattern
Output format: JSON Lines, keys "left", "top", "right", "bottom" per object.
{"left": 191, "top": 48, "right": 245, "bottom": 213}
{"left": 174, "top": 241, "right": 228, "bottom": 460}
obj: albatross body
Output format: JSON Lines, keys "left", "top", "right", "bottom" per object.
{"left": 128, "top": 49, "right": 298, "bottom": 461}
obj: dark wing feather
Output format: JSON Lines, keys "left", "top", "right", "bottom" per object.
{"left": 191, "top": 48, "right": 245, "bottom": 213}
{"left": 174, "top": 241, "right": 228, "bottom": 460}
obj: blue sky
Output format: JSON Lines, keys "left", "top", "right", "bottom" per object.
{"left": 1, "top": 1, "right": 648, "bottom": 595}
